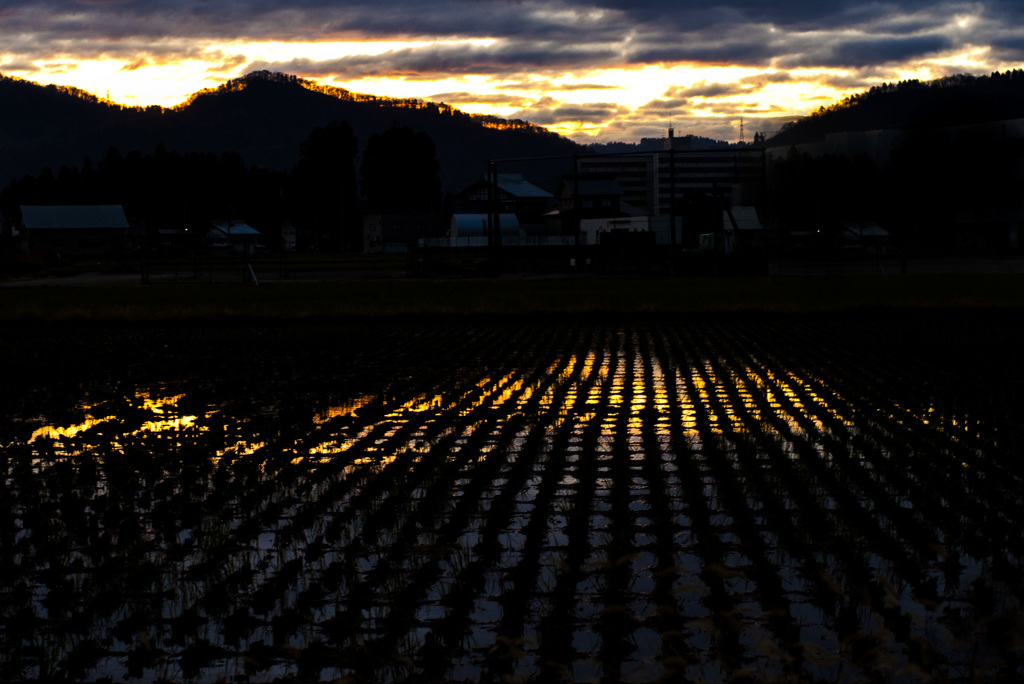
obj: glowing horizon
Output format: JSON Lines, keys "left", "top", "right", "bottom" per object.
{"left": 0, "top": 54, "right": 941, "bottom": 143}
{"left": 3, "top": 1, "right": 1021, "bottom": 143}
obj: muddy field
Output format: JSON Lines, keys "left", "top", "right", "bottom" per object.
{"left": 2, "top": 314, "right": 1023, "bottom": 682}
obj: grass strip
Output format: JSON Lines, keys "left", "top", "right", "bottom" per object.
{"left": 4, "top": 274, "right": 1024, "bottom": 321}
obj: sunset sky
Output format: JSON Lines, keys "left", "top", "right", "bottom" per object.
{"left": 2, "top": 1, "right": 1022, "bottom": 143}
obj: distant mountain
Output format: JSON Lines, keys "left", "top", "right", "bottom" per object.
{"left": 0, "top": 70, "right": 583, "bottom": 194}
{"left": 767, "top": 69, "right": 1024, "bottom": 147}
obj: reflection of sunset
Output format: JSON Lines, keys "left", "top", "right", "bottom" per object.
{"left": 17, "top": 325, "right": 992, "bottom": 486}
{"left": 314, "top": 394, "right": 376, "bottom": 423}
{"left": 29, "top": 415, "right": 115, "bottom": 445}
{"left": 27, "top": 390, "right": 204, "bottom": 456}
{"left": 9, "top": 319, "right": 1020, "bottom": 682}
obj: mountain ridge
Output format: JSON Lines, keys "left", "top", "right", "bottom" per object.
{"left": 767, "top": 69, "right": 1024, "bottom": 147}
{"left": 0, "top": 70, "right": 582, "bottom": 194}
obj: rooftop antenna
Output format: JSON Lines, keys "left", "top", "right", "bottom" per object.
{"left": 739, "top": 117, "right": 745, "bottom": 144}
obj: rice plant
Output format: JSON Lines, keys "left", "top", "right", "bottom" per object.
{"left": 2, "top": 316, "right": 1023, "bottom": 682}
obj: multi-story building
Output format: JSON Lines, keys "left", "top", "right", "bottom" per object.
{"left": 576, "top": 131, "right": 765, "bottom": 216}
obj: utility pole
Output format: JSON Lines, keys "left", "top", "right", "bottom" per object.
{"left": 573, "top": 155, "right": 581, "bottom": 272}
{"left": 487, "top": 160, "right": 500, "bottom": 271}
{"left": 669, "top": 147, "right": 676, "bottom": 275}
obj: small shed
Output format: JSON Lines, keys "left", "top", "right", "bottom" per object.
{"left": 720, "top": 205, "right": 764, "bottom": 253}
{"left": 19, "top": 205, "right": 130, "bottom": 257}
{"left": 208, "top": 221, "right": 261, "bottom": 253}
{"left": 842, "top": 222, "right": 889, "bottom": 251}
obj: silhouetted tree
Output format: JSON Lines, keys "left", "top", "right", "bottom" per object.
{"left": 881, "top": 130, "right": 956, "bottom": 255}
{"left": 360, "top": 124, "right": 442, "bottom": 215}
{"left": 766, "top": 149, "right": 883, "bottom": 248}
{"left": 288, "top": 121, "right": 359, "bottom": 250}
{"left": 881, "top": 126, "right": 1020, "bottom": 253}
{"left": 1, "top": 145, "right": 289, "bottom": 242}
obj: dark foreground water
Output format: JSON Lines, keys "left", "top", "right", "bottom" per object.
{"left": 3, "top": 314, "right": 1024, "bottom": 682}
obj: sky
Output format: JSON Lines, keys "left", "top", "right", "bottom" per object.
{"left": 2, "top": 1, "right": 1022, "bottom": 143}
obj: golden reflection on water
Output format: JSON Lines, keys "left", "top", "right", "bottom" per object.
{"left": 29, "top": 415, "right": 115, "bottom": 444}
{"left": 27, "top": 390, "right": 205, "bottom": 458}
{"left": 314, "top": 394, "right": 375, "bottom": 423}
{"left": 219, "top": 440, "right": 267, "bottom": 459}
{"left": 7, "top": 327, "right": 1018, "bottom": 684}
{"left": 17, "top": 333, "right": 976, "bottom": 480}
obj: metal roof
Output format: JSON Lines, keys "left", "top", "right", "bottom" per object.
{"left": 21, "top": 205, "right": 129, "bottom": 230}
{"left": 494, "top": 174, "right": 553, "bottom": 199}
{"left": 212, "top": 221, "right": 261, "bottom": 236}
{"left": 724, "top": 206, "right": 763, "bottom": 231}
{"left": 844, "top": 222, "right": 888, "bottom": 238}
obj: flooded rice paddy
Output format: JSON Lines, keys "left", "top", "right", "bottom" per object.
{"left": 3, "top": 315, "right": 1024, "bottom": 682}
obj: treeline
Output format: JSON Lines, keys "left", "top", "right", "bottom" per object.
{"left": 767, "top": 124, "right": 1023, "bottom": 251}
{"left": 0, "top": 121, "right": 444, "bottom": 252}
{"left": 0, "top": 70, "right": 582, "bottom": 196}
{"left": 588, "top": 134, "right": 737, "bottom": 154}
{"left": 182, "top": 71, "right": 559, "bottom": 139}
{"left": 770, "top": 69, "right": 1024, "bottom": 146}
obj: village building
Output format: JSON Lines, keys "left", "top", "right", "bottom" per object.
{"left": 575, "top": 134, "right": 765, "bottom": 216}
{"left": 841, "top": 221, "right": 890, "bottom": 253}
{"left": 454, "top": 173, "right": 553, "bottom": 235}
{"left": 717, "top": 206, "right": 766, "bottom": 253}
{"left": 207, "top": 220, "right": 262, "bottom": 253}
{"left": 19, "top": 205, "right": 131, "bottom": 258}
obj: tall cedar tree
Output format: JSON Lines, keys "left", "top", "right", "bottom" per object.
{"left": 360, "top": 125, "right": 442, "bottom": 215}
{"left": 289, "top": 121, "right": 359, "bottom": 250}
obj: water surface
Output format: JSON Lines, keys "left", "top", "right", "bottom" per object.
{"left": 3, "top": 316, "right": 1023, "bottom": 682}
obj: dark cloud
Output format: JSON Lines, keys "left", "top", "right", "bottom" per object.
{"left": 4, "top": 0, "right": 1023, "bottom": 143}
{"left": 428, "top": 91, "right": 530, "bottom": 106}
{"left": 501, "top": 79, "right": 621, "bottom": 91}
{"left": 665, "top": 81, "right": 752, "bottom": 99}
{"left": 206, "top": 54, "right": 248, "bottom": 72}
{"left": 121, "top": 57, "right": 151, "bottom": 71}
{"left": 4, "top": 0, "right": 1018, "bottom": 72}
{"left": 0, "top": 60, "right": 40, "bottom": 72}
{"left": 739, "top": 72, "right": 794, "bottom": 87}
{"left": 511, "top": 98, "right": 630, "bottom": 124}
{"left": 246, "top": 41, "right": 622, "bottom": 80}
{"left": 551, "top": 82, "right": 621, "bottom": 92}
{"left": 639, "top": 97, "right": 691, "bottom": 111}
{"left": 776, "top": 33, "right": 955, "bottom": 68}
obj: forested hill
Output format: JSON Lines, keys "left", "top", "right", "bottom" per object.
{"left": 768, "top": 69, "right": 1024, "bottom": 147}
{"left": 0, "top": 70, "right": 582, "bottom": 193}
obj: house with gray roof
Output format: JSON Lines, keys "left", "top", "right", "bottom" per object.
{"left": 454, "top": 173, "right": 554, "bottom": 232}
{"left": 19, "top": 205, "right": 131, "bottom": 258}
{"left": 208, "top": 221, "right": 262, "bottom": 253}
